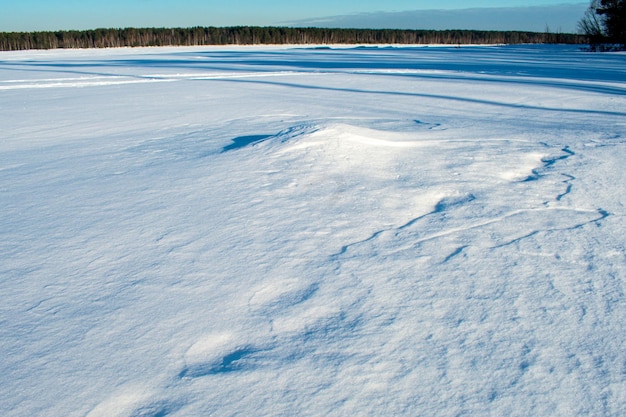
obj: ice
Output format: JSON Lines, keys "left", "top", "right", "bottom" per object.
{"left": 1, "top": 44, "right": 625, "bottom": 416}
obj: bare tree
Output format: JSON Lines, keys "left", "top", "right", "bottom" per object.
{"left": 579, "top": 0, "right": 604, "bottom": 38}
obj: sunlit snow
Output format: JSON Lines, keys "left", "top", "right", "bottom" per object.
{"left": 1, "top": 44, "right": 626, "bottom": 416}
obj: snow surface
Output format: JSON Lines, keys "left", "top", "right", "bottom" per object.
{"left": 1, "top": 44, "right": 626, "bottom": 416}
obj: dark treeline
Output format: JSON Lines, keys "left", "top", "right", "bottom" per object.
{"left": 0, "top": 26, "right": 585, "bottom": 51}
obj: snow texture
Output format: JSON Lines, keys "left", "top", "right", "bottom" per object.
{"left": 1, "top": 44, "right": 626, "bottom": 416}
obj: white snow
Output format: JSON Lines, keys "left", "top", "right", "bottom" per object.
{"left": 1, "top": 44, "right": 626, "bottom": 416}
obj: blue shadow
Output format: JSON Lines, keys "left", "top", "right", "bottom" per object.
{"left": 222, "top": 134, "right": 272, "bottom": 152}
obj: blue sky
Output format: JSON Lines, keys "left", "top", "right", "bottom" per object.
{"left": 0, "top": 1, "right": 588, "bottom": 32}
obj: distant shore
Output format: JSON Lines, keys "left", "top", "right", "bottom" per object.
{"left": 0, "top": 26, "right": 585, "bottom": 51}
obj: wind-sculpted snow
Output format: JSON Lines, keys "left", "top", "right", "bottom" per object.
{"left": 1, "top": 45, "right": 625, "bottom": 416}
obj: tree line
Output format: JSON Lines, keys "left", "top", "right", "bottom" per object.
{"left": 0, "top": 27, "right": 585, "bottom": 51}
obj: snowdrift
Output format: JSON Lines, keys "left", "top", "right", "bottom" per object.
{"left": 1, "top": 45, "right": 625, "bottom": 416}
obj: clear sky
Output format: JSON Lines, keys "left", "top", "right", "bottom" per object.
{"left": 0, "top": 0, "right": 588, "bottom": 32}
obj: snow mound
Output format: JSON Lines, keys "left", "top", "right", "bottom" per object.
{"left": 181, "top": 333, "right": 262, "bottom": 377}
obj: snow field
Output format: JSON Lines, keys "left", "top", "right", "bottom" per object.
{"left": 1, "top": 45, "right": 626, "bottom": 416}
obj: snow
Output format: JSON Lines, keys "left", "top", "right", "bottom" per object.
{"left": 1, "top": 44, "right": 626, "bottom": 416}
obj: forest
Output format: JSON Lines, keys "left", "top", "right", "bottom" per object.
{"left": 0, "top": 26, "right": 585, "bottom": 51}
